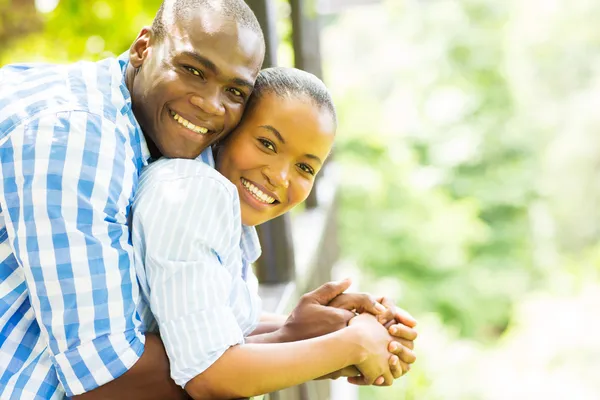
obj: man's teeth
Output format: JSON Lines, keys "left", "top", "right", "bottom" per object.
{"left": 241, "top": 178, "right": 276, "bottom": 204}
{"left": 171, "top": 111, "right": 209, "bottom": 134}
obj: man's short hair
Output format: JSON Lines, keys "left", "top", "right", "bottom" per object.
{"left": 152, "top": 0, "right": 264, "bottom": 43}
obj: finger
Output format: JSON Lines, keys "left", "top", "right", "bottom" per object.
{"left": 359, "top": 372, "right": 377, "bottom": 386}
{"left": 359, "top": 298, "right": 386, "bottom": 315}
{"left": 380, "top": 371, "right": 394, "bottom": 386}
{"left": 347, "top": 376, "right": 370, "bottom": 386}
{"left": 374, "top": 376, "right": 385, "bottom": 385}
{"left": 388, "top": 341, "right": 404, "bottom": 356}
{"left": 376, "top": 297, "right": 398, "bottom": 325}
{"left": 388, "top": 323, "right": 418, "bottom": 341}
{"left": 341, "top": 366, "right": 361, "bottom": 377}
{"left": 376, "top": 308, "right": 395, "bottom": 325}
{"left": 389, "top": 355, "right": 402, "bottom": 379}
{"left": 379, "top": 297, "right": 417, "bottom": 328}
{"left": 337, "top": 308, "right": 359, "bottom": 326}
{"left": 329, "top": 293, "right": 386, "bottom": 316}
{"left": 398, "top": 346, "right": 417, "bottom": 364}
{"left": 308, "top": 279, "right": 352, "bottom": 305}
{"left": 394, "top": 306, "right": 417, "bottom": 328}
{"left": 397, "top": 338, "right": 414, "bottom": 350}
{"left": 399, "top": 360, "right": 410, "bottom": 375}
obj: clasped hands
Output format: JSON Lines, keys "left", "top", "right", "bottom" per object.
{"left": 279, "top": 278, "right": 417, "bottom": 386}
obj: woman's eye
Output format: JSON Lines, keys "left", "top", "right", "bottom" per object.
{"left": 298, "top": 163, "right": 315, "bottom": 176}
{"left": 259, "top": 138, "right": 276, "bottom": 152}
{"left": 185, "top": 66, "right": 203, "bottom": 78}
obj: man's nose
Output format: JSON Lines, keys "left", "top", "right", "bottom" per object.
{"left": 190, "top": 89, "right": 225, "bottom": 117}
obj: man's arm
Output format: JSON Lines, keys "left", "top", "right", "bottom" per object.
{"left": 0, "top": 111, "right": 185, "bottom": 399}
{"left": 252, "top": 311, "right": 288, "bottom": 334}
{"left": 75, "top": 333, "right": 189, "bottom": 400}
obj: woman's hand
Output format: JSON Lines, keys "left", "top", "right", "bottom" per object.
{"left": 346, "top": 313, "right": 406, "bottom": 386}
{"left": 328, "top": 293, "right": 417, "bottom": 384}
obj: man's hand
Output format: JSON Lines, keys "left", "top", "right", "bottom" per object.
{"left": 278, "top": 279, "right": 385, "bottom": 342}
{"left": 376, "top": 296, "right": 417, "bottom": 328}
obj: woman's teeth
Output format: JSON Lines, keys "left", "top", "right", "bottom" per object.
{"left": 241, "top": 178, "right": 276, "bottom": 204}
{"left": 171, "top": 111, "right": 209, "bottom": 134}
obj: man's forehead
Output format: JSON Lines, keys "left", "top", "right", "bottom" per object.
{"left": 169, "top": 16, "right": 262, "bottom": 73}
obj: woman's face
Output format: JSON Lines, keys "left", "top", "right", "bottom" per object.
{"left": 216, "top": 92, "right": 336, "bottom": 226}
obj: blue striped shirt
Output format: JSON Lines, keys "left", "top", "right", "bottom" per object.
{"left": 132, "top": 152, "right": 262, "bottom": 387}
{"left": 0, "top": 54, "right": 150, "bottom": 399}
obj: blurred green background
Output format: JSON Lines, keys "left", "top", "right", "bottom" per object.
{"left": 2, "top": 0, "right": 599, "bottom": 398}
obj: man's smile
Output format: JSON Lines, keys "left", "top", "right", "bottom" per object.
{"left": 169, "top": 109, "right": 211, "bottom": 135}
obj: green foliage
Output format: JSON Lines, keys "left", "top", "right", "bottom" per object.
{"left": 326, "top": 0, "right": 537, "bottom": 338}
{"left": 0, "top": 0, "right": 160, "bottom": 65}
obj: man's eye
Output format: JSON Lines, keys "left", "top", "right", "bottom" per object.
{"left": 298, "top": 163, "right": 315, "bottom": 176}
{"left": 185, "top": 66, "right": 203, "bottom": 77}
{"left": 259, "top": 138, "right": 276, "bottom": 152}
{"left": 228, "top": 88, "right": 243, "bottom": 97}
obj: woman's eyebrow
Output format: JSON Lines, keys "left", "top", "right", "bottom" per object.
{"left": 259, "top": 125, "right": 285, "bottom": 144}
{"left": 259, "top": 125, "right": 323, "bottom": 165}
{"left": 305, "top": 154, "right": 322, "bottom": 165}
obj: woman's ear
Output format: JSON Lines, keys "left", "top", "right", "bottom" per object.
{"left": 129, "top": 27, "right": 153, "bottom": 69}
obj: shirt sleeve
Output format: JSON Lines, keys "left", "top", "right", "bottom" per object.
{"left": 0, "top": 111, "right": 145, "bottom": 396}
{"left": 133, "top": 160, "right": 246, "bottom": 388}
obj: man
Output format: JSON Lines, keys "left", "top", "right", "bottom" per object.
{"left": 0, "top": 1, "right": 416, "bottom": 399}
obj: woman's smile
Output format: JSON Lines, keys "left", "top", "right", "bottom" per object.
{"left": 239, "top": 177, "right": 279, "bottom": 210}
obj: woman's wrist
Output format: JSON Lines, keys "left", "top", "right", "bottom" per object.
{"left": 337, "top": 326, "right": 369, "bottom": 365}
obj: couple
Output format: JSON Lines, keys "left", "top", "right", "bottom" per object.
{"left": 0, "top": 0, "right": 417, "bottom": 399}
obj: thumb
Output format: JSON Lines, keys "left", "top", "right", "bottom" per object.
{"left": 309, "top": 278, "right": 352, "bottom": 305}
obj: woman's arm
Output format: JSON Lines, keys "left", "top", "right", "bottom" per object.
{"left": 185, "top": 314, "right": 393, "bottom": 399}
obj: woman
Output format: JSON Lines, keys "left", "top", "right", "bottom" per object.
{"left": 131, "top": 67, "right": 417, "bottom": 399}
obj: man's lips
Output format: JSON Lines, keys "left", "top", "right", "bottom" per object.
{"left": 169, "top": 109, "right": 217, "bottom": 135}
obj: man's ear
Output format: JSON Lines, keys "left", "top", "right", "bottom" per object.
{"left": 129, "top": 27, "right": 153, "bottom": 68}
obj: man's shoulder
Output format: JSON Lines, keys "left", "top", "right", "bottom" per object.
{"left": 0, "top": 56, "right": 132, "bottom": 136}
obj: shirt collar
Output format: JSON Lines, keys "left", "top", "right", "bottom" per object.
{"left": 117, "top": 51, "right": 152, "bottom": 165}
{"left": 195, "top": 147, "right": 262, "bottom": 263}
{"left": 240, "top": 225, "right": 261, "bottom": 264}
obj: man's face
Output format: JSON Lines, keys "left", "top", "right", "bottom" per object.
{"left": 128, "top": 11, "right": 264, "bottom": 159}
{"left": 217, "top": 93, "right": 336, "bottom": 226}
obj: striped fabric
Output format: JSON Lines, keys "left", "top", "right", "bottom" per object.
{"left": 0, "top": 54, "right": 151, "bottom": 399}
{"left": 132, "top": 153, "right": 262, "bottom": 388}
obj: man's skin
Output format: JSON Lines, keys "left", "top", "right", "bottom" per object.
{"left": 74, "top": 6, "right": 417, "bottom": 400}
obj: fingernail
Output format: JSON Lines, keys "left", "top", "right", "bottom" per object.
{"left": 390, "top": 327, "right": 398, "bottom": 335}
{"left": 390, "top": 343, "right": 398, "bottom": 352}
{"left": 392, "top": 357, "right": 398, "bottom": 365}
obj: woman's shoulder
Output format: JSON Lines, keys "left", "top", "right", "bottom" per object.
{"left": 140, "top": 157, "right": 236, "bottom": 195}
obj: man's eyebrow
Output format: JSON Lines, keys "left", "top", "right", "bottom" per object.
{"left": 181, "top": 51, "right": 218, "bottom": 74}
{"left": 259, "top": 125, "right": 323, "bottom": 165}
{"left": 181, "top": 51, "right": 253, "bottom": 91}
{"left": 232, "top": 77, "right": 255, "bottom": 92}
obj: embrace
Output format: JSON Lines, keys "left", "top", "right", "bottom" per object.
{"left": 0, "top": 1, "right": 418, "bottom": 399}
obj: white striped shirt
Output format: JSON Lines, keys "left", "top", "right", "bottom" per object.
{"left": 0, "top": 54, "right": 150, "bottom": 399}
{"left": 132, "top": 153, "right": 262, "bottom": 388}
